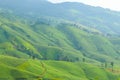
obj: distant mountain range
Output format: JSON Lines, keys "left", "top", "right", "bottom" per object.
{"left": 0, "top": 0, "right": 120, "bottom": 35}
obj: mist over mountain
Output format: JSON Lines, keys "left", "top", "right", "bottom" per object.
{"left": 0, "top": 0, "right": 120, "bottom": 35}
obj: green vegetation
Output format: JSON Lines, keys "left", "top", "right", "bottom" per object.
{"left": 0, "top": 55, "right": 120, "bottom": 80}
{"left": 0, "top": 12, "right": 119, "bottom": 62}
{"left": 0, "top": 0, "right": 120, "bottom": 79}
{"left": 1, "top": 0, "right": 120, "bottom": 35}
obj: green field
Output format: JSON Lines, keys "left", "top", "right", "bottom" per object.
{"left": 0, "top": 55, "right": 119, "bottom": 80}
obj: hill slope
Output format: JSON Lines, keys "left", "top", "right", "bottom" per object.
{"left": 0, "top": 1, "right": 120, "bottom": 79}
{"left": 0, "top": 0, "right": 120, "bottom": 35}
{"left": 0, "top": 9, "right": 119, "bottom": 63}
{"left": 0, "top": 55, "right": 120, "bottom": 80}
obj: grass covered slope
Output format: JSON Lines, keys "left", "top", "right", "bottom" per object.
{"left": 0, "top": 9, "right": 119, "bottom": 62}
{"left": 0, "top": 55, "right": 120, "bottom": 80}
{"left": 0, "top": 9, "right": 120, "bottom": 80}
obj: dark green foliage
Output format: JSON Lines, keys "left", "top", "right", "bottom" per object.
{"left": 110, "top": 62, "right": 114, "bottom": 71}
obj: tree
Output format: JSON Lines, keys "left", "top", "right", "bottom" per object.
{"left": 105, "top": 62, "right": 107, "bottom": 68}
{"left": 110, "top": 62, "right": 114, "bottom": 72}
{"left": 101, "top": 63, "right": 104, "bottom": 68}
{"left": 82, "top": 58, "right": 85, "bottom": 62}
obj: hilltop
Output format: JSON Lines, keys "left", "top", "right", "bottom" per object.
{"left": 0, "top": 0, "right": 120, "bottom": 35}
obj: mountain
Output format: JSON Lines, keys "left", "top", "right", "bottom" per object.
{"left": 0, "top": 8, "right": 120, "bottom": 79}
{"left": 0, "top": 0, "right": 120, "bottom": 80}
{"left": 0, "top": 0, "right": 120, "bottom": 35}
{"left": 0, "top": 9, "right": 119, "bottom": 62}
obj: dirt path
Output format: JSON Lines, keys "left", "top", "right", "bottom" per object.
{"left": 37, "top": 60, "right": 47, "bottom": 79}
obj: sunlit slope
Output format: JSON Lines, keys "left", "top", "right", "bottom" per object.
{"left": 0, "top": 14, "right": 42, "bottom": 58}
{"left": 0, "top": 55, "right": 119, "bottom": 80}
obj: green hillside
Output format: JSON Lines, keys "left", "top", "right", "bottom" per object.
{"left": 0, "top": 10, "right": 119, "bottom": 62}
{"left": 0, "top": 55, "right": 120, "bottom": 80}
{"left": 0, "top": 1, "right": 120, "bottom": 80}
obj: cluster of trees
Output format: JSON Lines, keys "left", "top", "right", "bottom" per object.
{"left": 101, "top": 62, "right": 114, "bottom": 72}
{"left": 55, "top": 54, "right": 87, "bottom": 62}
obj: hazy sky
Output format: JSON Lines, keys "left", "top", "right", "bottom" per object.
{"left": 48, "top": 0, "right": 120, "bottom": 11}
